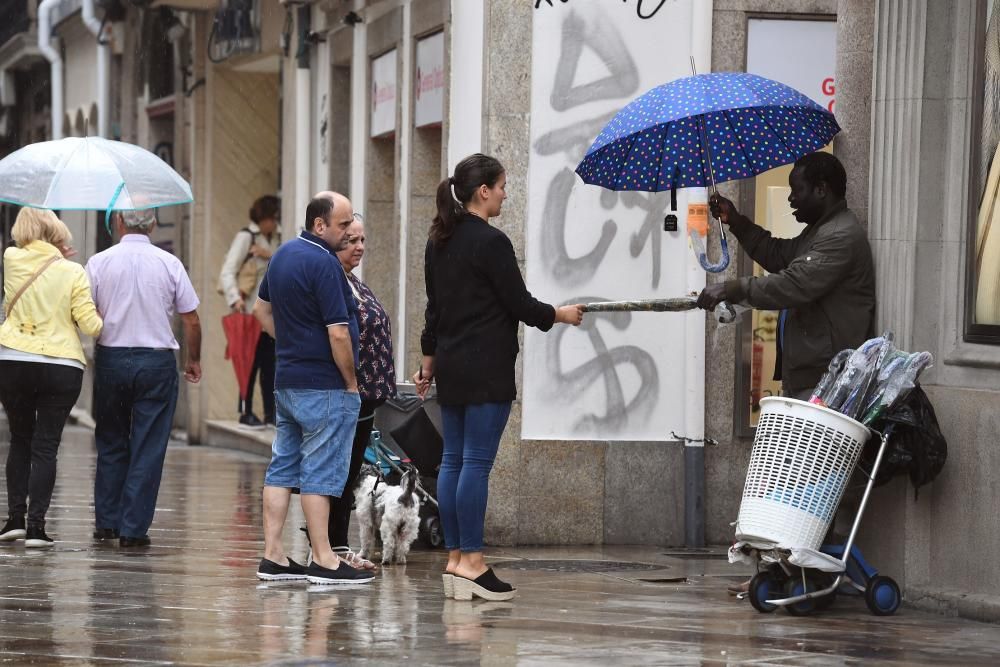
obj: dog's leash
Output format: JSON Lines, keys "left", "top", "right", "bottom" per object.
{"left": 368, "top": 471, "right": 385, "bottom": 531}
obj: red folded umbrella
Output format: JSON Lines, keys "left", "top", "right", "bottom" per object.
{"left": 222, "top": 312, "right": 261, "bottom": 401}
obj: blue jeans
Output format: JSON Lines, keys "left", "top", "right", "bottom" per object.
{"left": 438, "top": 402, "right": 512, "bottom": 552}
{"left": 264, "top": 388, "right": 360, "bottom": 496}
{"left": 94, "top": 346, "right": 179, "bottom": 539}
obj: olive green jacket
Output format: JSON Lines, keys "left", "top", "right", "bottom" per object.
{"left": 723, "top": 201, "right": 876, "bottom": 392}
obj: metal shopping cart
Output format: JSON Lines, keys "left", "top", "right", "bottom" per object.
{"left": 731, "top": 396, "right": 902, "bottom": 616}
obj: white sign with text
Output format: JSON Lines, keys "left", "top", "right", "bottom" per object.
{"left": 747, "top": 19, "right": 836, "bottom": 112}
{"left": 371, "top": 49, "right": 397, "bottom": 138}
{"left": 415, "top": 32, "right": 445, "bottom": 128}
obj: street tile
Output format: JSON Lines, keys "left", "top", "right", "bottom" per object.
{"left": 1, "top": 426, "right": 1000, "bottom": 665}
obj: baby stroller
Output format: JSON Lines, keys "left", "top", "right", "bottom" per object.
{"left": 730, "top": 396, "right": 903, "bottom": 616}
{"left": 369, "top": 394, "right": 445, "bottom": 549}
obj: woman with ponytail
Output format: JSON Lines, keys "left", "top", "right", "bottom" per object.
{"left": 414, "top": 153, "right": 584, "bottom": 601}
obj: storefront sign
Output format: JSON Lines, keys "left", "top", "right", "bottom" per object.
{"left": 415, "top": 32, "right": 444, "bottom": 128}
{"left": 747, "top": 18, "right": 836, "bottom": 112}
{"left": 371, "top": 49, "right": 397, "bottom": 138}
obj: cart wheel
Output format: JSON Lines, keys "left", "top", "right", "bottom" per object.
{"left": 782, "top": 578, "right": 818, "bottom": 616}
{"left": 864, "top": 575, "right": 901, "bottom": 616}
{"left": 748, "top": 571, "right": 779, "bottom": 613}
{"left": 815, "top": 587, "right": 838, "bottom": 611}
{"left": 812, "top": 574, "right": 837, "bottom": 611}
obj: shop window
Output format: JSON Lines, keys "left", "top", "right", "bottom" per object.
{"left": 968, "top": 0, "right": 1000, "bottom": 343}
{"left": 139, "top": 8, "right": 176, "bottom": 101}
{"left": 736, "top": 15, "right": 836, "bottom": 430}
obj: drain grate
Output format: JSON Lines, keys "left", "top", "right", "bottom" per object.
{"left": 494, "top": 560, "right": 665, "bottom": 573}
{"left": 638, "top": 577, "right": 689, "bottom": 584}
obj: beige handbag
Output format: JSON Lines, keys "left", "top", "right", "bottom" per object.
{"left": 236, "top": 253, "right": 259, "bottom": 297}
{"left": 216, "top": 228, "right": 260, "bottom": 297}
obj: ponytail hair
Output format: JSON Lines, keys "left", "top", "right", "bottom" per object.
{"left": 430, "top": 153, "right": 505, "bottom": 244}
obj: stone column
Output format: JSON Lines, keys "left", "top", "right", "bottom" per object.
{"left": 480, "top": 0, "right": 532, "bottom": 545}
{"left": 867, "top": 0, "right": 925, "bottom": 351}
{"left": 834, "top": 0, "right": 875, "bottom": 229}
{"left": 862, "top": 0, "right": 940, "bottom": 594}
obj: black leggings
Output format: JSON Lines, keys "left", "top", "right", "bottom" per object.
{"left": 0, "top": 361, "right": 83, "bottom": 524}
{"left": 328, "top": 399, "right": 380, "bottom": 548}
{"left": 240, "top": 332, "right": 275, "bottom": 421}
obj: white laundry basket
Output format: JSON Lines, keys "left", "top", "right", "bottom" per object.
{"left": 736, "top": 397, "right": 870, "bottom": 551}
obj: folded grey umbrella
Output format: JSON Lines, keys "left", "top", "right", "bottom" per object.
{"left": 582, "top": 297, "right": 698, "bottom": 312}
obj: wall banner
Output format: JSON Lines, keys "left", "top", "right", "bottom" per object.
{"left": 523, "top": 1, "right": 704, "bottom": 441}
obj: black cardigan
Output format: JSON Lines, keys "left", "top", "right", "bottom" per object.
{"left": 420, "top": 213, "right": 556, "bottom": 405}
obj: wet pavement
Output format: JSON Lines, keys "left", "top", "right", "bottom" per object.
{"left": 3, "top": 426, "right": 1000, "bottom": 665}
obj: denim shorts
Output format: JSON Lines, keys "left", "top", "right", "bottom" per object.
{"left": 264, "top": 388, "right": 362, "bottom": 496}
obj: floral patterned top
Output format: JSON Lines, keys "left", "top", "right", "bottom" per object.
{"left": 347, "top": 271, "right": 396, "bottom": 401}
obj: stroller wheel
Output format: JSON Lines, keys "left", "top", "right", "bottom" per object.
{"left": 782, "top": 578, "right": 817, "bottom": 616}
{"left": 419, "top": 515, "right": 444, "bottom": 549}
{"left": 864, "top": 575, "right": 901, "bottom": 616}
{"left": 748, "top": 571, "right": 779, "bottom": 613}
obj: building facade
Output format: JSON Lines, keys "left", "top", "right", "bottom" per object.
{"left": 1, "top": 0, "right": 998, "bottom": 620}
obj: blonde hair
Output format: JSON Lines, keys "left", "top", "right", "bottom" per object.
{"left": 11, "top": 207, "right": 72, "bottom": 248}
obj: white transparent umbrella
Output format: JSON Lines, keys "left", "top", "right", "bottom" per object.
{"left": 0, "top": 136, "right": 192, "bottom": 212}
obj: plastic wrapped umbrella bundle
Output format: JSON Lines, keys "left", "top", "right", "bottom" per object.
{"left": 808, "top": 331, "right": 934, "bottom": 425}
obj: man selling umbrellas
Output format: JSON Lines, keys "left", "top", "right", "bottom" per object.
{"left": 695, "top": 151, "right": 876, "bottom": 599}
{"left": 695, "top": 151, "right": 876, "bottom": 401}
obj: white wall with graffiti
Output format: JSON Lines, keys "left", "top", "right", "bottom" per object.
{"left": 522, "top": 0, "right": 708, "bottom": 441}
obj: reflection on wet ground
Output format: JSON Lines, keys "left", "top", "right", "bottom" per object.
{"left": 2, "top": 426, "right": 1000, "bottom": 665}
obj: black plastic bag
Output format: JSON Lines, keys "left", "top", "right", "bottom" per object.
{"left": 864, "top": 386, "right": 948, "bottom": 497}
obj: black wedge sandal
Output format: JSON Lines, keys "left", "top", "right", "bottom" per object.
{"left": 453, "top": 568, "right": 516, "bottom": 601}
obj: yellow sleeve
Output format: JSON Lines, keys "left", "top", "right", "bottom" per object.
{"left": 70, "top": 267, "right": 103, "bottom": 338}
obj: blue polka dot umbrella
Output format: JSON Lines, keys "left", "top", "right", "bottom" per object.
{"left": 575, "top": 72, "right": 840, "bottom": 272}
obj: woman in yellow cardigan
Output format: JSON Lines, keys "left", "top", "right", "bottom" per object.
{"left": 0, "top": 208, "right": 103, "bottom": 547}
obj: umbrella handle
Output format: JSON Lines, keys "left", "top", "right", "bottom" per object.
{"left": 697, "top": 217, "right": 730, "bottom": 273}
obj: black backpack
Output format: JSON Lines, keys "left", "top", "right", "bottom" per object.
{"left": 865, "top": 386, "right": 948, "bottom": 497}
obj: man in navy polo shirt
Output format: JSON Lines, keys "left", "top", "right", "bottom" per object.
{"left": 252, "top": 191, "right": 373, "bottom": 585}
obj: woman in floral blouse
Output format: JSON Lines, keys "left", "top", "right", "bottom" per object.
{"left": 327, "top": 216, "right": 395, "bottom": 569}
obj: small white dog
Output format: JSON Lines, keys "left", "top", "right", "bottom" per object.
{"left": 354, "top": 468, "right": 421, "bottom": 565}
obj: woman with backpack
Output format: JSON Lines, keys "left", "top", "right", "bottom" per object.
{"left": 219, "top": 195, "right": 281, "bottom": 428}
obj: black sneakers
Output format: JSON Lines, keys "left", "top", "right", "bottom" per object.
{"left": 1, "top": 518, "right": 54, "bottom": 547}
{"left": 256, "top": 557, "right": 308, "bottom": 581}
{"left": 120, "top": 535, "right": 151, "bottom": 548}
{"left": 0, "top": 516, "right": 25, "bottom": 542}
{"left": 24, "top": 524, "right": 54, "bottom": 549}
{"left": 238, "top": 413, "right": 266, "bottom": 430}
{"left": 93, "top": 527, "right": 119, "bottom": 540}
{"left": 305, "top": 560, "right": 375, "bottom": 585}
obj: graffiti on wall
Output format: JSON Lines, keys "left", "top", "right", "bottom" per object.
{"left": 523, "top": 3, "right": 697, "bottom": 440}
{"left": 534, "top": 0, "right": 673, "bottom": 20}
